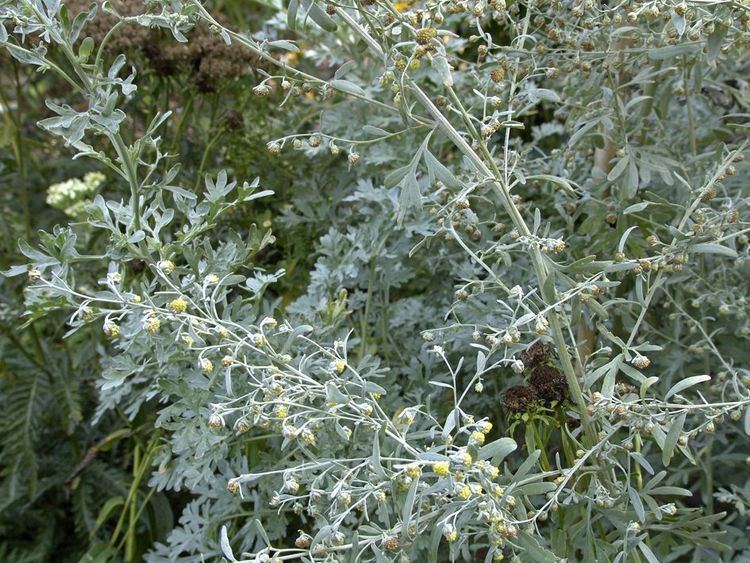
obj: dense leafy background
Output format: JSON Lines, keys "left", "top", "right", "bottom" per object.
{"left": 1, "top": 0, "right": 750, "bottom": 561}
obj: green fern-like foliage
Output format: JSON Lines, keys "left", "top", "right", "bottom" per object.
{"left": 0, "top": 321, "right": 168, "bottom": 561}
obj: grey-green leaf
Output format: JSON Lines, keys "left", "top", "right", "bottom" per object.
{"left": 662, "top": 412, "right": 686, "bottom": 466}
{"left": 665, "top": 375, "right": 710, "bottom": 400}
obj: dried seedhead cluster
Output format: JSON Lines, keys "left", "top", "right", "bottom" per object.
{"left": 66, "top": 0, "right": 259, "bottom": 90}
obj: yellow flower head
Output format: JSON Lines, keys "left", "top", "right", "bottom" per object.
{"left": 404, "top": 463, "right": 422, "bottom": 479}
{"left": 470, "top": 431, "right": 486, "bottom": 445}
{"left": 103, "top": 321, "right": 120, "bottom": 338}
{"left": 158, "top": 260, "right": 175, "bottom": 274}
{"left": 169, "top": 297, "right": 187, "bottom": 314}
{"left": 455, "top": 451, "right": 473, "bottom": 466}
{"left": 144, "top": 315, "right": 161, "bottom": 335}
{"left": 443, "top": 524, "right": 458, "bottom": 542}
{"left": 433, "top": 461, "right": 451, "bottom": 477}
{"left": 456, "top": 484, "right": 471, "bottom": 500}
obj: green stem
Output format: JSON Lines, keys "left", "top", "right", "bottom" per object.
{"left": 193, "top": 128, "right": 226, "bottom": 193}
{"left": 12, "top": 61, "right": 31, "bottom": 238}
{"left": 336, "top": 1, "right": 596, "bottom": 443}
{"left": 94, "top": 19, "right": 127, "bottom": 70}
{"left": 359, "top": 258, "right": 376, "bottom": 357}
{"left": 112, "top": 133, "right": 141, "bottom": 231}
{"left": 109, "top": 432, "right": 160, "bottom": 551}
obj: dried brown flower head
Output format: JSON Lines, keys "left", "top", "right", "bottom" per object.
{"left": 503, "top": 385, "right": 540, "bottom": 413}
{"left": 66, "top": 0, "right": 261, "bottom": 91}
{"left": 529, "top": 365, "right": 567, "bottom": 403}
{"left": 519, "top": 340, "right": 550, "bottom": 369}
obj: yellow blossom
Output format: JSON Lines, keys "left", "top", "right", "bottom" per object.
{"left": 443, "top": 524, "right": 458, "bottom": 542}
{"left": 144, "top": 315, "right": 161, "bottom": 334}
{"left": 456, "top": 484, "right": 471, "bottom": 500}
{"left": 433, "top": 461, "right": 450, "bottom": 477}
{"left": 301, "top": 429, "right": 316, "bottom": 445}
{"left": 169, "top": 297, "right": 187, "bottom": 314}
{"left": 103, "top": 321, "right": 120, "bottom": 338}
{"left": 404, "top": 463, "right": 421, "bottom": 479}
{"left": 471, "top": 431, "right": 486, "bottom": 445}
{"left": 456, "top": 451, "right": 473, "bottom": 466}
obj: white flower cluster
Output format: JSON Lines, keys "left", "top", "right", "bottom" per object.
{"left": 46, "top": 172, "right": 105, "bottom": 217}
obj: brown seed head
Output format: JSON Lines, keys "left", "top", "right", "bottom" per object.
{"left": 490, "top": 67, "right": 505, "bottom": 83}
{"left": 529, "top": 365, "right": 567, "bottom": 403}
{"left": 503, "top": 385, "right": 540, "bottom": 413}
{"left": 382, "top": 536, "right": 400, "bottom": 551}
{"left": 519, "top": 340, "right": 550, "bottom": 369}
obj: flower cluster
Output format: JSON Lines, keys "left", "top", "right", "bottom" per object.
{"left": 46, "top": 172, "right": 105, "bottom": 218}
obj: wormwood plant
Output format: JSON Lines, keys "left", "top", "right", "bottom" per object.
{"left": 2, "top": 0, "right": 750, "bottom": 560}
